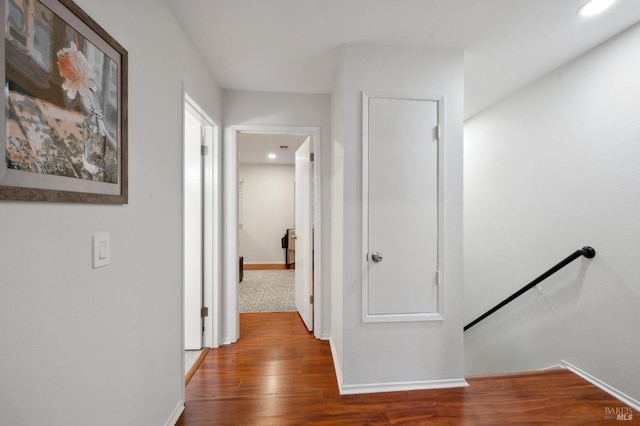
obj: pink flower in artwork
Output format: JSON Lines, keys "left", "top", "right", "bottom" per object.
{"left": 56, "top": 42, "right": 95, "bottom": 101}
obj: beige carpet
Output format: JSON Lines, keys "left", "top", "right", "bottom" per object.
{"left": 239, "top": 270, "right": 296, "bottom": 313}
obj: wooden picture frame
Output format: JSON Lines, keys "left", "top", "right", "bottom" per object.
{"left": 1, "top": 0, "right": 128, "bottom": 203}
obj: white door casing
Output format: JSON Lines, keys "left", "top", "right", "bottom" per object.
{"left": 183, "top": 92, "right": 220, "bottom": 355}
{"left": 295, "top": 137, "right": 313, "bottom": 331}
{"left": 223, "top": 125, "right": 322, "bottom": 343}
{"left": 362, "top": 93, "right": 444, "bottom": 323}
{"left": 184, "top": 107, "right": 204, "bottom": 350}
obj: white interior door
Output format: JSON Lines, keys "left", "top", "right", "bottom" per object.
{"left": 184, "top": 108, "right": 203, "bottom": 349}
{"left": 363, "top": 94, "right": 442, "bottom": 322}
{"left": 295, "top": 138, "right": 313, "bottom": 331}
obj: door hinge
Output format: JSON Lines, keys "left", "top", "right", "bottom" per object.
{"left": 435, "top": 270, "right": 440, "bottom": 286}
{"left": 433, "top": 126, "right": 439, "bottom": 142}
{"left": 310, "top": 295, "right": 314, "bottom": 304}
{"left": 310, "top": 152, "right": 315, "bottom": 162}
{"left": 201, "top": 307, "right": 209, "bottom": 318}
{"left": 201, "top": 145, "right": 209, "bottom": 156}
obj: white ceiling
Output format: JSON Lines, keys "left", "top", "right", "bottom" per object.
{"left": 166, "top": 0, "right": 640, "bottom": 119}
{"left": 238, "top": 133, "right": 309, "bottom": 165}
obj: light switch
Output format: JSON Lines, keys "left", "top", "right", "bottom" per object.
{"left": 99, "top": 241, "right": 108, "bottom": 259}
{"left": 93, "top": 232, "right": 110, "bottom": 268}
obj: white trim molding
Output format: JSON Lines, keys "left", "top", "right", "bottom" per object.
{"left": 328, "top": 341, "right": 465, "bottom": 397}
{"left": 339, "top": 378, "right": 468, "bottom": 396}
{"left": 184, "top": 94, "right": 222, "bottom": 350}
{"left": 561, "top": 360, "right": 640, "bottom": 411}
{"left": 165, "top": 401, "right": 185, "bottom": 426}
{"left": 224, "top": 124, "right": 324, "bottom": 340}
{"left": 329, "top": 338, "right": 344, "bottom": 393}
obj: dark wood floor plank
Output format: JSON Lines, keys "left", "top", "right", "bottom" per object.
{"left": 178, "top": 312, "right": 638, "bottom": 425}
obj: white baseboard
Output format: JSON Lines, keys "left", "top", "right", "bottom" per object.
{"left": 329, "top": 338, "right": 344, "bottom": 392}
{"left": 320, "top": 332, "right": 331, "bottom": 341}
{"left": 339, "top": 378, "right": 468, "bottom": 395}
{"left": 221, "top": 335, "right": 238, "bottom": 346}
{"left": 329, "top": 339, "right": 467, "bottom": 395}
{"left": 165, "top": 400, "right": 185, "bottom": 426}
{"left": 561, "top": 360, "right": 640, "bottom": 411}
{"left": 543, "top": 364, "right": 565, "bottom": 370}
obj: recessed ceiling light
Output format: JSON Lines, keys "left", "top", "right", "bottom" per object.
{"left": 268, "top": 153, "right": 277, "bottom": 159}
{"left": 578, "top": 0, "right": 615, "bottom": 17}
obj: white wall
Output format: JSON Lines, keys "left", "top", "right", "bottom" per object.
{"left": 330, "top": 54, "right": 345, "bottom": 385}
{"left": 331, "top": 44, "right": 465, "bottom": 392}
{"left": 239, "top": 164, "right": 294, "bottom": 264}
{"left": 464, "top": 23, "right": 640, "bottom": 406}
{"left": 223, "top": 90, "right": 332, "bottom": 337}
{"left": 0, "top": 1, "right": 222, "bottom": 424}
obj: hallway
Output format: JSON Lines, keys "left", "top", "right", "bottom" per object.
{"left": 177, "top": 312, "right": 633, "bottom": 425}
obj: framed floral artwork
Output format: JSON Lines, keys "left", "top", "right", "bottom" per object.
{"left": 1, "top": 0, "right": 128, "bottom": 203}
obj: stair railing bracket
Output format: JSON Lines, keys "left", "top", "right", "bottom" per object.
{"left": 580, "top": 246, "right": 596, "bottom": 259}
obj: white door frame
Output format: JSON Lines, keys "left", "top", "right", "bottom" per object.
{"left": 222, "top": 124, "right": 323, "bottom": 343}
{"left": 182, "top": 91, "right": 222, "bottom": 353}
{"left": 183, "top": 103, "right": 205, "bottom": 350}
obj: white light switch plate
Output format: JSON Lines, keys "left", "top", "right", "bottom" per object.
{"left": 92, "top": 232, "right": 110, "bottom": 268}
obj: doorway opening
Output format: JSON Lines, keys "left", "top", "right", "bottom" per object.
{"left": 222, "top": 125, "right": 322, "bottom": 343}
{"left": 182, "top": 93, "right": 220, "bottom": 378}
{"left": 237, "top": 133, "right": 308, "bottom": 314}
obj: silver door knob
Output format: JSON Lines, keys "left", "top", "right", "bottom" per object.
{"left": 371, "top": 251, "right": 383, "bottom": 263}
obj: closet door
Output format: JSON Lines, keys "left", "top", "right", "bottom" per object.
{"left": 362, "top": 93, "right": 443, "bottom": 322}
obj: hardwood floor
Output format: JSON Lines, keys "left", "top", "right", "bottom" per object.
{"left": 178, "top": 312, "right": 637, "bottom": 425}
{"left": 185, "top": 348, "right": 210, "bottom": 385}
{"left": 244, "top": 264, "right": 294, "bottom": 270}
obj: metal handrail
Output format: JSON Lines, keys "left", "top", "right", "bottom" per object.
{"left": 464, "top": 246, "right": 596, "bottom": 331}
